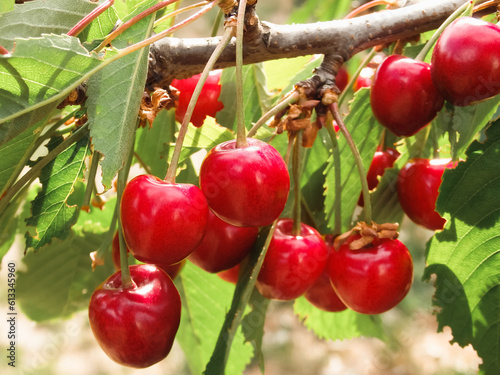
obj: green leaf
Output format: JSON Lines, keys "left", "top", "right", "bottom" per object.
{"left": 424, "top": 120, "right": 500, "bottom": 375}
{"left": 0, "top": 34, "right": 102, "bottom": 145}
{"left": 217, "top": 64, "right": 270, "bottom": 131}
{"left": 175, "top": 262, "right": 253, "bottom": 375}
{"left": 369, "top": 165, "right": 405, "bottom": 225}
{"left": 0, "top": 195, "right": 23, "bottom": 265}
{"left": 324, "top": 89, "right": 382, "bottom": 232}
{"left": 294, "top": 296, "right": 385, "bottom": 340}
{"left": 79, "top": 4, "right": 119, "bottom": 45}
{"left": 0, "top": 0, "right": 98, "bottom": 50}
{"left": 288, "top": 0, "right": 352, "bottom": 23}
{"left": 17, "top": 230, "right": 115, "bottom": 322}
{"left": 87, "top": 0, "right": 157, "bottom": 189}
{"left": 0, "top": 0, "right": 14, "bottom": 15}
{"left": 264, "top": 56, "right": 315, "bottom": 93}
{"left": 25, "top": 134, "right": 90, "bottom": 251}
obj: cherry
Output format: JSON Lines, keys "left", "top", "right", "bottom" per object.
{"left": 328, "top": 234, "right": 413, "bottom": 315}
{"left": 189, "top": 209, "right": 259, "bottom": 273}
{"left": 256, "top": 218, "right": 329, "bottom": 301}
{"left": 199, "top": 138, "right": 290, "bottom": 228}
{"left": 397, "top": 158, "right": 456, "bottom": 231}
{"left": 431, "top": 17, "right": 500, "bottom": 107}
{"left": 336, "top": 66, "right": 349, "bottom": 92}
{"left": 111, "top": 232, "right": 185, "bottom": 279}
{"left": 88, "top": 264, "right": 181, "bottom": 368}
{"left": 304, "top": 245, "right": 347, "bottom": 312}
{"left": 171, "top": 70, "right": 224, "bottom": 127}
{"left": 217, "top": 264, "right": 241, "bottom": 284}
{"left": 353, "top": 66, "right": 374, "bottom": 92}
{"left": 358, "top": 146, "right": 400, "bottom": 206}
{"left": 120, "top": 174, "right": 209, "bottom": 265}
{"left": 370, "top": 55, "right": 444, "bottom": 137}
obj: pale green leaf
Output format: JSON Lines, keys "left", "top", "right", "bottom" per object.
{"left": 294, "top": 296, "right": 385, "bottom": 340}
{"left": 25, "top": 135, "right": 90, "bottom": 251}
{"left": 87, "top": 1, "right": 157, "bottom": 189}
{"left": 176, "top": 262, "right": 253, "bottom": 375}
{"left": 0, "top": 0, "right": 14, "bottom": 15}
{"left": 17, "top": 230, "right": 115, "bottom": 322}
{"left": 264, "top": 56, "right": 315, "bottom": 93}
{"left": 424, "top": 120, "right": 500, "bottom": 375}
{"left": 324, "top": 89, "right": 382, "bottom": 232}
{"left": 0, "top": 0, "right": 98, "bottom": 50}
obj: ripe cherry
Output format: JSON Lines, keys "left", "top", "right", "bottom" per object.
{"left": 370, "top": 55, "right": 444, "bottom": 137}
{"left": 120, "top": 174, "right": 208, "bottom": 265}
{"left": 353, "top": 66, "right": 375, "bottom": 92}
{"left": 329, "top": 234, "right": 413, "bottom": 315}
{"left": 358, "top": 146, "right": 400, "bottom": 206}
{"left": 189, "top": 210, "right": 259, "bottom": 273}
{"left": 336, "top": 66, "right": 349, "bottom": 92}
{"left": 171, "top": 70, "right": 224, "bottom": 127}
{"left": 217, "top": 264, "right": 241, "bottom": 284}
{"left": 199, "top": 138, "right": 290, "bottom": 228}
{"left": 111, "top": 232, "right": 185, "bottom": 279}
{"left": 88, "top": 264, "right": 181, "bottom": 368}
{"left": 431, "top": 17, "right": 500, "bottom": 106}
{"left": 304, "top": 244, "right": 347, "bottom": 312}
{"left": 256, "top": 218, "right": 329, "bottom": 301}
{"left": 397, "top": 158, "right": 456, "bottom": 231}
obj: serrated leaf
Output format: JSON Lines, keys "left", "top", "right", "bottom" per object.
{"left": 79, "top": 4, "right": 119, "bottom": 45}
{"left": 368, "top": 165, "right": 405, "bottom": 225}
{"left": 25, "top": 134, "right": 90, "bottom": 251}
{"left": 424, "top": 120, "right": 500, "bottom": 375}
{"left": 324, "top": 89, "right": 382, "bottom": 233}
{"left": 0, "top": 0, "right": 98, "bottom": 50}
{"left": 87, "top": 0, "right": 157, "bottom": 189}
{"left": 175, "top": 262, "right": 253, "bottom": 375}
{"left": 0, "top": 34, "right": 103, "bottom": 145}
{"left": 17, "top": 230, "right": 115, "bottom": 322}
{"left": 294, "top": 296, "right": 385, "bottom": 340}
{"left": 216, "top": 64, "right": 270, "bottom": 131}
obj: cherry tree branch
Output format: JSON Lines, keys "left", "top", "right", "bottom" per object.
{"left": 147, "top": 0, "right": 474, "bottom": 88}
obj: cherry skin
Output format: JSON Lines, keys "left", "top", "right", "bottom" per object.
{"left": 370, "top": 55, "right": 444, "bottom": 137}
{"left": 336, "top": 66, "right": 349, "bottom": 92}
{"left": 199, "top": 138, "right": 290, "bottom": 228}
{"left": 431, "top": 17, "right": 500, "bottom": 107}
{"left": 120, "top": 174, "right": 209, "bottom": 265}
{"left": 397, "top": 158, "right": 456, "bottom": 231}
{"left": 217, "top": 264, "right": 241, "bottom": 284}
{"left": 189, "top": 210, "right": 259, "bottom": 273}
{"left": 353, "top": 66, "right": 375, "bottom": 92}
{"left": 256, "top": 218, "right": 329, "bottom": 301}
{"left": 358, "top": 146, "right": 400, "bottom": 206}
{"left": 328, "top": 234, "right": 413, "bottom": 315}
{"left": 88, "top": 264, "right": 181, "bottom": 368}
{"left": 111, "top": 232, "right": 185, "bottom": 279}
{"left": 171, "top": 69, "right": 224, "bottom": 127}
{"left": 304, "top": 245, "right": 348, "bottom": 312}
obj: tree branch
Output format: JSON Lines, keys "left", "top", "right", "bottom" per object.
{"left": 147, "top": 0, "right": 472, "bottom": 89}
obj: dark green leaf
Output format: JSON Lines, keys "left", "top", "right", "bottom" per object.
{"left": 25, "top": 134, "right": 90, "bottom": 251}
{"left": 424, "top": 120, "right": 500, "bottom": 375}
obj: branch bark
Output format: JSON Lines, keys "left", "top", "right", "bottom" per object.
{"left": 147, "top": 0, "right": 472, "bottom": 89}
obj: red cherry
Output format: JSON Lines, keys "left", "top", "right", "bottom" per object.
{"left": 256, "top": 218, "right": 329, "bottom": 301}
{"left": 112, "top": 232, "right": 185, "bottom": 279}
{"left": 397, "top": 158, "right": 456, "bottom": 231}
{"left": 189, "top": 210, "right": 259, "bottom": 273}
{"left": 304, "top": 245, "right": 347, "bottom": 312}
{"left": 336, "top": 66, "right": 349, "bottom": 92}
{"left": 431, "top": 17, "right": 500, "bottom": 106}
{"left": 88, "top": 264, "right": 181, "bottom": 368}
{"left": 329, "top": 235, "right": 413, "bottom": 315}
{"left": 353, "top": 66, "right": 374, "bottom": 92}
{"left": 217, "top": 264, "right": 241, "bottom": 284}
{"left": 120, "top": 175, "right": 208, "bottom": 265}
{"left": 358, "top": 146, "right": 400, "bottom": 206}
{"left": 199, "top": 138, "right": 290, "bottom": 228}
{"left": 171, "top": 70, "right": 224, "bottom": 127}
{"left": 370, "top": 55, "right": 444, "bottom": 137}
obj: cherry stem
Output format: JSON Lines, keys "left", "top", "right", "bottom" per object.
{"left": 154, "top": 0, "right": 208, "bottom": 29}
{"left": 325, "top": 119, "right": 342, "bottom": 235}
{"left": 96, "top": 0, "right": 179, "bottom": 52}
{"left": 344, "top": 0, "right": 396, "bottom": 19}
{"left": 474, "top": 0, "right": 500, "bottom": 13}
{"left": 164, "top": 24, "right": 234, "bottom": 183}
{"left": 247, "top": 91, "right": 300, "bottom": 138}
{"left": 235, "top": 0, "right": 249, "bottom": 148}
{"left": 82, "top": 151, "right": 101, "bottom": 211}
{"left": 415, "top": 0, "right": 474, "bottom": 62}
{"left": 67, "top": 0, "right": 115, "bottom": 37}
{"left": 337, "top": 48, "right": 376, "bottom": 107}
{"left": 292, "top": 131, "right": 303, "bottom": 236}
{"left": 329, "top": 102, "right": 372, "bottom": 224}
